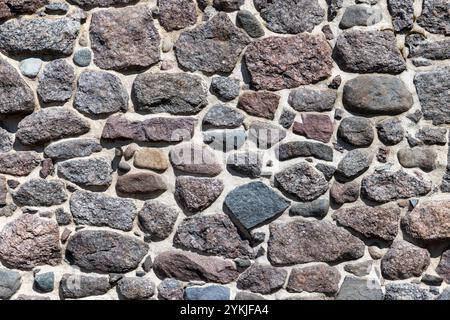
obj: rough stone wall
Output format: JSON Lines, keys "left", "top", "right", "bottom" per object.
{"left": 0, "top": 0, "right": 449, "bottom": 300}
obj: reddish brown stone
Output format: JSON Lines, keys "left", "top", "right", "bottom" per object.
{"left": 0, "top": 152, "right": 40, "bottom": 176}
{"left": 0, "top": 0, "right": 47, "bottom": 20}
{"left": 330, "top": 180, "right": 360, "bottom": 205}
{"left": 244, "top": 35, "right": 332, "bottom": 91}
{"left": 293, "top": 114, "right": 334, "bottom": 143}
{"left": 237, "top": 263, "right": 287, "bottom": 294}
{"left": 287, "top": 264, "right": 341, "bottom": 295}
{"left": 169, "top": 143, "right": 222, "bottom": 176}
{"left": 175, "top": 176, "right": 224, "bottom": 213}
{"left": 437, "top": 248, "right": 450, "bottom": 284}
{"left": 237, "top": 91, "right": 280, "bottom": 120}
{"left": 116, "top": 173, "right": 167, "bottom": 196}
{"left": 159, "top": 0, "right": 197, "bottom": 31}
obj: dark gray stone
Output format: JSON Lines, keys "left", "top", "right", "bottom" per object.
{"left": 158, "top": 278, "right": 184, "bottom": 300}
{"left": 73, "top": 48, "right": 92, "bottom": 67}
{"left": 37, "top": 59, "right": 75, "bottom": 104}
{"left": 227, "top": 151, "right": 263, "bottom": 178}
{"left": 339, "top": 4, "right": 382, "bottom": 29}
{"left": 0, "top": 0, "right": 47, "bottom": 20}
{"left": 0, "top": 269, "right": 21, "bottom": 299}
{"left": 34, "top": 272, "right": 54, "bottom": 293}
{"left": 203, "top": 104, "right": 244, "bottom": 129}
{"left": 74, "top": 70, "right": 128, "bottom": 115}
{"left": 385, "top": 283, "right": 433, "bottom": 300}
{"left": 66, "top": 230, "right": 148, "bottom": 273}
{"left": 416, "top": 127, "right": 447, "bottom": 145}
{"left": 336, "top": 149, "right": 372, "bottom": 181}
{"left": 315, "top": 163, "right": 336, "bottom": 180}
{"left": 210, "top": 77, "right": 240, "bottom": 101}
{"left": 278, "top": 109, "right": 296, "bottom": 129}
{"left": 288, "top": 88, "right": 336, "bottom": 112}
{"left": 417, "top": 0, "right": 450, "bottom": 35}
{"left": 286, "top": 264, "right": 341, "bottom": 295}
{"left": 376, "top": 118, "right": 404, "bottom": 145}
{"left": 159, "top": 0, "right": 197, "bottom": 31}
{"left": 117, "top": 277, "right": 155, "bottom": 300}
{"left": 138, "top": 201, "right": 179, "bottom": 241}
{"left": 344, "top": 261, "right": 373, "bottom": 277}
{"left": 388, "top": 0, "right": 414, "bottom": 32}
{"left": 289, "top": 198, "right": 329, "bottom": 219}
{"left": 407, "top": 34, "right": 450, "bottom": 60}
{"left": 436, "top": 248, "right": 450, "bottom": 283}
{"left": 224, "top": 181, "right": 290, "bottom": 230}
{"left": 58, "top": 157, "right": 112, "bottom": 187}
{"left": 44, "top": 138, "right": 102, "bottom": 161}
{"left": 0, "top": 128, "right": 13, "bottom": 153}
{"left": 237, "top": 263, "right": 287, "bottom": 294}
{"left": 337, "top": 117, "right": 374, "bottom": 147}
{"left": 133, "top": 73, "right": 207, "bottom": 115}
{"left": 70, "top": 0, "right": 136, "bottom": 8}
{"left": 185, "top": 285, "right": 230, "bottom": 300}
{"left": 236, "top": 10, "right": 264, "bottom": 38}
{"left": 13, "top": 178, "right": 67, "bottom": 206}
{"left": 336, "top": 276, "right": 383, "bottom": 300}
{"left": 60, "top": 274, "right": 111, "bottom": 299}
{"left": 70, "top": 190, "right": 137, "bottom": 231}
{"left": 327, "top": 0, "right": 343, "bottom": 21}
{"left": 213, "top": 0, "right": 244, "bottom": 11}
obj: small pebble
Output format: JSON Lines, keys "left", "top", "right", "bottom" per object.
{"left": 19, "top": 58, "right": 42, "bottom": 78}
{"left": 73, "top": 48, "right": 92, "bottom": 67}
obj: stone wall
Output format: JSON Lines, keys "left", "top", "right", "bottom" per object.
{"left": 0, "top": 0, "right": 449, "bottom": 300}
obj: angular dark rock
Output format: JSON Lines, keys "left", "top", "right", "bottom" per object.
{"left": 0, "top": 17, "right": 79, "bottom": 56}
{"left": 133, "top": 73, "right": 207, "bottom": 115}
{"left": 210, "top": 77, "right": 240, "bottom": 101}
{"left": 74, "top": 70, "right": 128, "bottom": 115}
{"left": 138, "top": 201, "right": 179, "bottom": 241}
{"left": 70, "top": 0, "right": 136, "bottom": 8}
{"left": 333, "top": 205, "right": 400, "bottom": 241}
{"left": 287, "top": 264, "right": 341, "bottom": 295}
{"left": 333, "top": 30, "right": 406, "bottom": 74}
{"left": 101, "top": 115, "right": 196, "bottom": 143}
{"left": 70, "top": 190, "right": 137, "bottom": 231}
{"left": 274, "top": 163, "right": 329, "bottom": 201}
{"left": 158, "top": 278, "right": 184, "bottom": 300}
{"left": 385, "top": 283, "right": 433, "bottom": 300}
{"left": 336, "top": 276, "right": 383, "bottom": 300}
{"left": 288, "top": 88, "right": 336, "bottom": 113}
{"left": 376, "top": 118, "right": 404, "bottom": 145}
{"left": 237, "top": 263, "right": 287, "bottom": 294}
{"left": 268, "top": 219, "right": 365, "bottom": 265}
{"left": 0, "top": 0, "right": 47, "bottom": 20}
{"left": 236, "top": 10, "right": 264, "bottom": 38}
{"left": 315, "top": 163, "right": 336, "bottom": 181}
{"left": 44, "top": 138, "right": 102, "bottom": 161}
{"left": 60, "top": 274, "right": 111, "bottom": 299}
{"left": 278, "top": 109, "right": 296, "bottom": 129}
{"left": 238, "top": 91, "right": 280, "bottom": 120}
{"left": 339, "top": 4, "right": 382, "bottom": 29}
{"left": 289, "top": 198, "right": 329, "bottom": 219}
{"left": 174, "top": 214, "right": 255, "bottom": 259}
{"left": 416, "top": 127, "right": 447, "bottom": 145}
{"left": 66, "top": 230, "right": 148, "bottom": 273}
{"left": 327, "top": 0, "right": 343, "bottom": 21}
{"left": 169, "top": 143, "right": 222, "bottom": 176}
{"left": 175, "top": 176, "right": 224, "bottom": 213}
{"left": 0, "top": 128, "right": 13, "bottom": 153}
{"left": 175, "top": 13, "right": 250, "bottom": 74}
{"left": 16, "top": 108, "right": 90, "bottom": 146}
{"left": 336, "top": 149, "right": 372, "bottom": 181}
{"left": 13, "top": 178, "right": 67, "bottom": 206}
{"left": 381, "top": 241, "right": 430, "bottom": 280}
{"left": 0, "top": 214, "right": 61, "bottom": 270}
{"left": 90, "top": 6, "right": 160, "bottom": 71}
{"left": 116, "top": 172, "right": 167, "bottom": 196}
{"left": 277, "top": 141, "right": 333, "bottom": 162}
{"left": 153, "top": 250, "right": 239, "bottom": 284}
{"left": 337, "top": 117, "right": 374, "bottom": 147}
{"left": 227, "top": 151, "right": 262, "bottom": 178}
{"left": 245, "top": 35, "right": 333, "bottom": 90}
{"left": 361, "top": 170, "right": 431, "bottom": 203}
{"left": 343, "top": 76, "right": 413, "bottom": 115}
{"left": 225, "top": 181, "right": 289, "bottom": 230}
{"left": 185, "top": 285, "right": 230, "bottom": 300}
{"left": 58, "top": 157, "right": 112, "bottom": 188}
{"left": 159, "top": 0, "right": 197, "bottom": 31}
{"left": 37, "top": 59, "right": 75, "bottom": 104}
{"left": 406, "top": 33, "right": 450, "bottom": 61}
{"left": 254, "top": 0, "right": 324, "bottom": 34}
{"left": 203, "top": 104, "right": 244, "bottom": 129}
{"left": 213, "top": 0, "right": 244, "bottom": 11}
{"left": 344, "top": 261, "right": 373, "bottom": 277}
{"left": 117, "top": 277, "right": 155, "bottom": 300}
{"left": 388, "top": 0, "right": 414, "bottom": 32}
{"left": 0, "top": 152, "right": 41, "bottom": 176}
{"left": 417, "top": 0, "right": 450, "bottom": 35}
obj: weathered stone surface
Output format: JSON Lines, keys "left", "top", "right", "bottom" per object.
{"left": 58, "top": 157, "right": 112, "bottom": 187}
{"left": 361, "top": 171, "right": 431, "bottom": 203}
{"left": 416, "top": 127, "right": 447, "bottom": 145}
{"left": 236, "top": 9, "right": 264, "bottom": 38}
{"left": 117, "top": 277, "right": 155, "bottom": 300}
{"left": 116, "top": 172, "right": 167, "bottom": 196}
{"left": 174, "top": 214, "right": 255, "bottom": 259}
{"left": 333, "top": 30, "right": 406, "bottom": 74}
{"left": 44, "top": 139, "right": 102, "bottom": 161}
{"left": 0, "top": 152, "right": 40, "bottom": 176}
{"left": 210, "top": 77, "right": 240, "bottom": 101}
{"left": 288, "top": 88, "right": 336, "bottom": 112}
{"left": 402, "top": 201, "right": 450, "bottom": 241}
{"left": 224, "top": 181, "right": 290, "bottom": 230}
{"left": 238, "top": 91, "right": 280, "bottom": 120}
{"left": 213, "top": 0, "right": 244, "bottom": 11}
{"left": 397, "top": 147, "right": 437, "bottom": 172}
{"left": 381, "top": 241, "right": 430, "bottom": 280}
{"left": 90, "top": 6, "right": 160, "bottom": 71}
{"left": 17, "top": 108, "right": 90, "bottom": 146}
{"left": 132, "top": 73, "right": 207, "bottom": 115}
{"left": 344, "top": 261, "right": 373, "bottom": 277}
{"left": 337, "top": 117, "right": 374, "bottom": 147}
{"left": 227, "top": 151, "right": 262, "bottom": 178}
{"left": 289, "top": 198, "right": 329, "bottom": 219}
{"left": 203, "top": 104, "right": 244, "bottom": 129}
{"left": 101, "top": 115, "right": 196, "bottom": 143}
{"left": 175, "top": 13, "right": 250, "bottom": 74}
{"left": 417, "top": 0, "right": 450, "bottom": 35}
{"left": 248, "top": 121, "right": 286, "bottom": 149}
{"left": 333, "top": 205, "right": 400, "bottom": 241}
{"left": 330, "top": 181, "right": 360, "bottom": 205}
{"left": 66, "top": 230, "right": 148, "bottom": 273}
{"left": 73, "top": 48, "right": 92, "bottom": 67}
{"left": 245, "top": 35, "right": 332, "bottom": 90}
{"left": 286, "top": 264, "right": 341, "bottom": 295}
{"left": 70, "top": 0, "right": 136, "bottom": 8}
{"left": 293, "top": 114, "right": 333, "bottom": 143}
{"left": 74, "top": 70, "right": 128, "bottom": 115}
{"left": 153, "top": 250, "right": 239, "bottom": 284}
{"left": 37, "top": 59, "right": 75, "bottom": 104}
{"left": 159, "top": 0, "right": 197, "bottom": 31}
{"left": 13, "top": 178, "right": 67, "bottom": 206}
{"left": 385, "top": 283, "right": 433, "bottom": 300}
{"left": 0, "top": 128, "right": 13, "bottom": 153}
{"left": 436, "top": 249, "right": 450, "bottom": 284}
{"left": 268, "top": 220, "right": 365, "bottom": 265}
{"left": 277, "top": 141, "right": 333, "bottom": 162}
{"left": 185, "top": 285, "right": 230, "bottom": 300}
{"left": 60, "top": 274, "right": 111, "bottom": 299}
{"left": 376, "top": 118, "right": 404, "bottom": 145}
{"left": 327, "top": 0, "right": 343, "bottom": 21}
{"left": 254, "top": 0, "right": 324, "bottom": 34}
{"left": 0, "top": 214, "right": 61, "bottom": 270}
{"left": 0, "top": 0, "right": 47, "bottom": 20}
{"left": 340, "top": 4, "right": 382, "bottom": 29}
{"left": 343, "top": 76, "right": 413, "bottom": 115}
{"left": 0, "top": 176, "right": 6, "bottom": 206}
{"left": 388, "top": 0, "right": 414, "bottom": 32}
{"left": 237, "top": 263, "right": 287, "bottom": 294}
{"left": 175, "top": 176, "right": 224, "bottom": 213}
{"left": 0, "top": 17, "right": 79, "bottom": 56}
{"left": 274, "top": 163, "right": 328, "bottom": 202}
{"left": 134, "top": 148, "right": 168, "bottom": 172}
{"left": 0, "top": 269, "right": 21, "bottom": 299}
{"left": 414, "top": 68, "right": 450, "bottom": 125}
{"left": 336, "top": 149, "right": 372, "bottom": 181}
{"left": 336, "top": 276, "right": 383, "bottom": 300}
{"left": 407, "top": 34, "right": 450, "bottom": 61}
{"left": 138, "top": 201, "right": 179, "bottom": 241}
{"left": 170, "top": 143, "right": 222, "bottom": 176}
{"left": 70, "top": 190, "right": 137, "bottom": 231}
{"left": 316, "top": 163, "right": 336, "bottom": 181}
{"left": 158, "top": 278, "right": 184, "bottom": 300}
{"left": 279, "top": 109, "right": 296, "bottom": 129}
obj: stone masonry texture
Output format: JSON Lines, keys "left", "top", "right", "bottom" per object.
{"left": 0, "top": 0, "right": 449, "bottom": 301}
